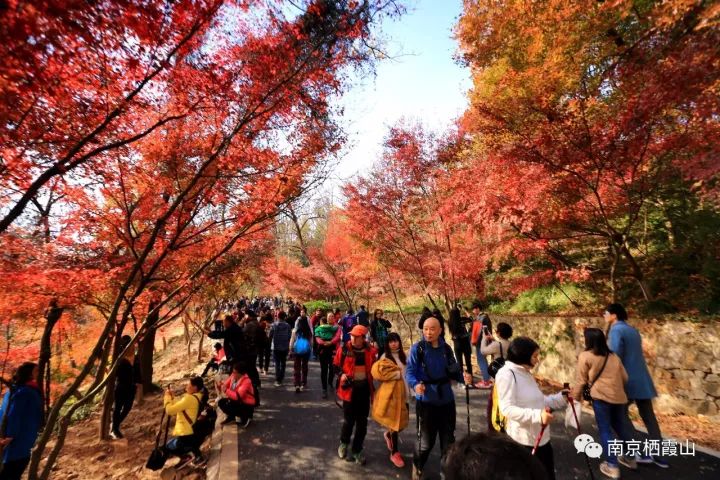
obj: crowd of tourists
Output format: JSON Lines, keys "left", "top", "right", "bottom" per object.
{"left": 0, "top": 296, "right": 671, "bottom": 480}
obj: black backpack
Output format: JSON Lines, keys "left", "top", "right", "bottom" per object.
{"left": 415, "top": 341, "right": 459, "bottom": 399}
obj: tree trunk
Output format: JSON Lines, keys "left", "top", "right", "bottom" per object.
{"left": 197, "top": 333, "right": 205, "bottom": 363}
{"left": 618, "top": 242, "right": 652, "bottom": 301}
{"left": 609, "top": 244, "right": 621, "bottom": 302}
{"left": 37, "top": 304, "right": 64, "bottom": 421}
{"left": 138, "top": 301, "right": 160, "bottom": 394}
{"left": 385, "top": 273, "right": 413, "bottom": 344}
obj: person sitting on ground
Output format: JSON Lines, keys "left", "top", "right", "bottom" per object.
{"left": 201, "top": 343, "right": 225, "bottom": 378}
{"left": 163, "top": 376, "right": 206, "bottom": 466}
{"left": 442, "top": 432, "right": 548, "bottom": 480}
{"left": 218, "top": 362, "right": 256, "bottom": 428}
{"left": 371, "top": 332, "right": 410, "bottom": 469}
{"left": 0, "top": 362, "right": 43, "bottom": 480}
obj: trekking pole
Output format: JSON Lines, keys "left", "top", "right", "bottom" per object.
{"left": 465, "top": 375, "right": 471, "bottom": 434}
{"left": 565, "top": 392, "right": 596, "bottom": 480}
{"left": 531, "top": 407, "right": 551, "bottom": 455}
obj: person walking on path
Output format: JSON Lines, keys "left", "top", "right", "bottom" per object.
{"left": 371, "top": 332, "right": 410, "bottom": 468}
{"left": 495, "top": 337, "right": 567, "bottom": 480}
{"left": 258, "top": 308, "right": 273, "bottom": 375}
{"left": 470, "top": 301, "right": 493, "bottom": 389}
{"left": 110, "top": 335, "right": 142, "bottom": 439}
{"left": 218, "top": 362, "right": 256, "bottom": 428}
{"left": 340, "top": 308, "right": 357, "bottom": 343}
{"left": 406, "top": 317, "right": 472, "bottom": 480}
{"left": 356, "top": 305, "right": 370, "bottom": 327}
{"left": 289, "top": 313, "right": 312, "bottom": 393}
{"left": 315, "top": 312, "right": 341, "bottom": 399}
{"left": 605, "top": 303, "right": 669, "bottom": 469}
{"left": 269, "top": 311, "right": 292, "bottom": 386}
{"left": 448, "top": 308, "right": 473, "bottom": 385}
{"left": 335, "top": 324, "right": 378, "bottom": 465}
{"left": 0, "top": 362, "right": 43, "bottom": 480}
{"left": 572, "top": 328, "right": 636, "bottom": 479}
{"left": 370, "top": 309, "right": 392, "bottom": 353}
{"left": 241, "top": 310, "right": 264, "bottom": 394}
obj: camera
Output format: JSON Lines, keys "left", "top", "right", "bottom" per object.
{"left": 341, "top": 375, "right": 354, "bottom": 390}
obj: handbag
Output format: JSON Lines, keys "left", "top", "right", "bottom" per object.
{"left": 145, "top": 410, "right": 171, "bottom": 471}
{"left": 488, "top": 341, "right": 506, "bottom": 379}
{"left": 294, "top": 335, "right": 311, "bottom": 356}
{"left": 582, "top": 354, "right": 608, "bottom": 402}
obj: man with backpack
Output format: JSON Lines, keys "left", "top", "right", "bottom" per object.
{"left": 406, "top": 317, "right": 472, "bottom": 480}
{"left": 335, "top": 325, "right": 377, "bottom": 466}
{"left": 339, "top": 308, "right": 357, "bottom": 343}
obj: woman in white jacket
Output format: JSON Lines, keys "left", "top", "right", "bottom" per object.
{"left": 495, "top": 337, "right": 567, "bottom": 480}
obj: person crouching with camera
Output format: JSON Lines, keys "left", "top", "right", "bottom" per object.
{"left": 334, "top": 325, "right": 377, "bottom": 466}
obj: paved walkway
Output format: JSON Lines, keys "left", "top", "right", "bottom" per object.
{"left": 229, "top": 360, "right": 720, "bottom": 479}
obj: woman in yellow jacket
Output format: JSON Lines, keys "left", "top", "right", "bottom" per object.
{"left": 371, "top": 332, "right": 410, "bottom": 469}
{"left": 163, "top": 376, "right": 205, "bottom": 464}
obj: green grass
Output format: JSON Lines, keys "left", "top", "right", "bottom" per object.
{"left": 491, "top": 284, "right": 597, "bottom": 314}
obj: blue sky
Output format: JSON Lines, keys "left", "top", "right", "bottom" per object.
{"left": 333, "top": 0, "right": 471, "bottom": 183}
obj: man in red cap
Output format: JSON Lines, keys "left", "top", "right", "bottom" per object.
{"left": 334, "top": 324, "right": 377, "bottom": 465}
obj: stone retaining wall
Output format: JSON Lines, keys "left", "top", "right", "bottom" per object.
{"left": 492, "top": 315, "right": 720, "bottom": 421}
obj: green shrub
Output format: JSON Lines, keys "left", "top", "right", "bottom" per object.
{"left": 304, "top": 300, "right": 333, "bottom": 313}
{"left": 504, "top": 284, "right": 597, "bottom": 314}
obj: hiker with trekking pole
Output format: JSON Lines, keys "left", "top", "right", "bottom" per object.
{"left": 494, "top": 336, "right": 568, "bottom": 480}
{"left": 406, "top": 317, "right": 473, "bottom": 480}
